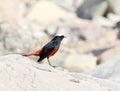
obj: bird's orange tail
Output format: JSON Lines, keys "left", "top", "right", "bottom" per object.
{"left": 23, "top": 49, "right": 42, "bottom": 56}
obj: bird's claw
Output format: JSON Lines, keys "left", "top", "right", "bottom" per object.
{"left": 51, "top": 65, "right": 57, "bottom": 68}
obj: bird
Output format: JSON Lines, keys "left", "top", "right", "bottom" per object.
{"left": 23, "top": 35, "right": 66, "bottom": 67}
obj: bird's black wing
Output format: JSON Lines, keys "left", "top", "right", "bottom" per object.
{"left": 37, "top": 41, "right": 55, "bottom": 62}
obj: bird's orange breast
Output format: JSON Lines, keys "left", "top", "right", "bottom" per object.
{"left": 48, "top": 48, "right": 58, "bottom": 57}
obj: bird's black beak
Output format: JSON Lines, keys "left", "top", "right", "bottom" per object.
{"left": 64, "top": 36, "right": 66, "bottom": 38}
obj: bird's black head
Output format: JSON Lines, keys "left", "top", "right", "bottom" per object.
{"left": 52, "top": 35, "right": 66, "bottom": 41}
{"left": 59, "top": 35, "right": 66, "bottom": 39}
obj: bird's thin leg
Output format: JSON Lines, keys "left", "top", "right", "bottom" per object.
{"left": 47, "top": 57, "right": 56, "bottom": 68}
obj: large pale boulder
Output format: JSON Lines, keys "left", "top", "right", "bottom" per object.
{"left": 0, "top": 54, "right": 119, "bottom": 91}
{"left": 61, "top": 54, "right": 97, "bottom": 72}
{"left": 26, "top": 1, "right": 67, "bottom": 24}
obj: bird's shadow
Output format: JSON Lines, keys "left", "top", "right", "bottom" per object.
{"left": 32, "top": 63, "right": 65, "bottom": 72}
{"left": 33, "top": 65, "right": 52, "bottom": 72}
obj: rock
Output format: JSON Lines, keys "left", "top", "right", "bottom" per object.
{"left": 76, "top": 0, "right": 108, "bottom": 19}
{"left": 0, "top": 54, "right": 119, "bottom": 91}
{"left": 51, "top": 0, "right": 84, "bottom": 11}
{"left": 108, "top": 0, "right": 120, "bottom": 15}
{"left": 97, "top": 46, "right": 120, "bottom": 64}
{"left": 61, "top": 54, "right": 97, "bottom": 72}
{"left": 70, "top": 73, "right": 120, "bottom": 91}
{"left": 113, "top": 21, "right": 120, "bottom": 29}
{"left": 92, "top": 1, "right": 108, "bottom": 18}
{"left": 117, "top": 29, "right": 120, "bottom": 39}
{"left": 45, "top": 24, "right": 58, "bottom": 36}
{"left": 60, "top": 12, "right": 78, "bottom": 22}
{"left": 92, "top": 16, "right": 114, "bottom": 27}
{"left": 0, "top": 0, "right": 28, "bottom": 26}
{"left": 89, "top": 55, "right": 120, "bottom": 82}
{"left": 26, "top": 1, "right": 68, "bottom": 24}
{"left": 107, "top": 13, "right": 120, "bottom": 23}
{"left": 78, "top": 22, "right": 106, "bottom": 41}
{"left": 57, "top": 20, "right": 106, "bottom": 41}
{"left": 112, "top": 21, "right": 120, "bottom": 39}
{"left": 0, "top": 22, "right": 49, "bottom": 55}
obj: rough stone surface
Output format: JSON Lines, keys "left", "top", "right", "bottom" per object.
{"left": 89, "top": 55, "right": 120, "bottom": 82}
{"left": 0, "top": 54, "right": 119, "bottom": 91}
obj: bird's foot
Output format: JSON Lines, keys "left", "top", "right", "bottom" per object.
{"left": 51, "top": 65, "right": 58, "bottom": 68}
{"left": 51, "top": 66, "right": 67, "bottom": 71}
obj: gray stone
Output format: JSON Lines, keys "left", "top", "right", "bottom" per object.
{"left": 76, "top": 0, "right": 108, "bottom": 19}
{"left": 89, "top": 55, "right": 120, "bottom": 82}
{"left": 97, "top": 46, "right": 120, "bottom": 64}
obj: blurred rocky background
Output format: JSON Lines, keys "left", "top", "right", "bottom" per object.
{"left": 0, "top": 0, "right": 120, "bottom": 88}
